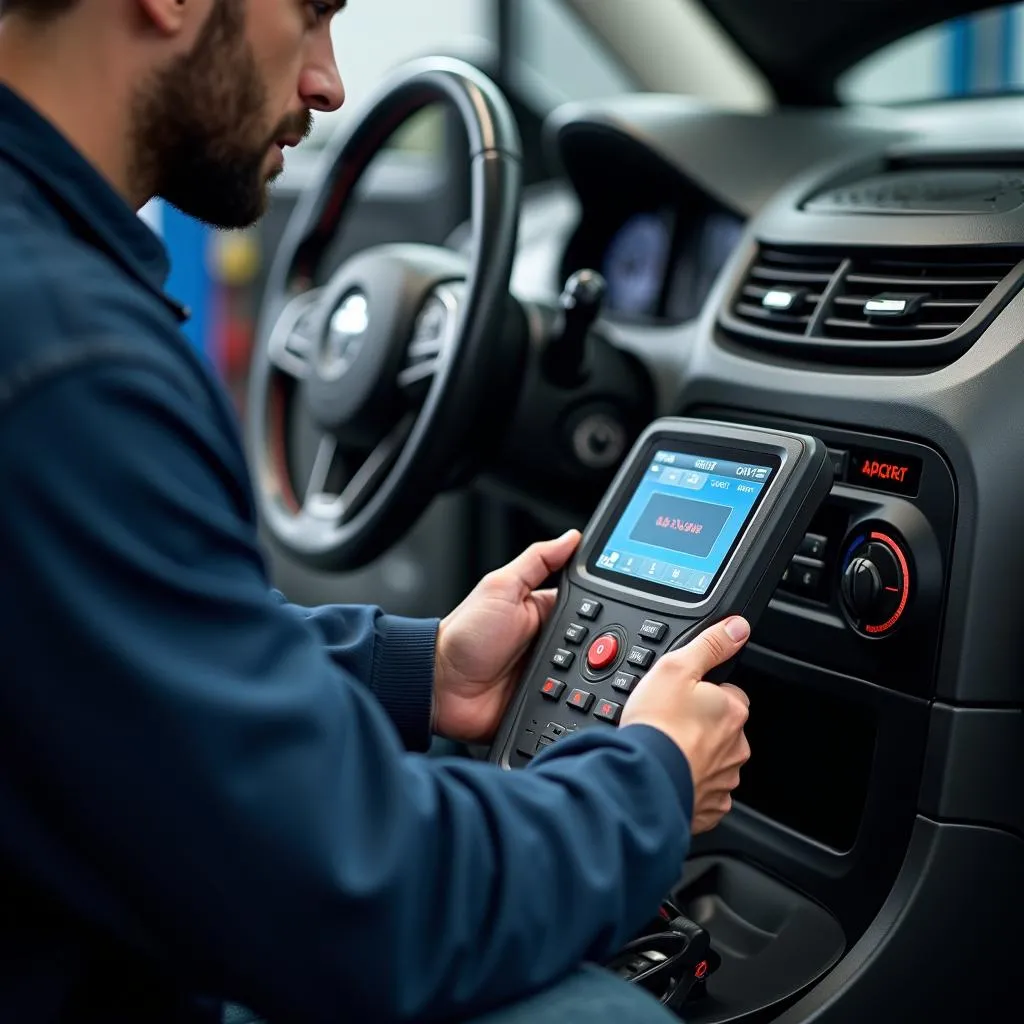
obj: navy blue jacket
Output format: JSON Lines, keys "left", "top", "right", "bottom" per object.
{"left": 0, "top": 84, "right": 694, "bottom": 1023}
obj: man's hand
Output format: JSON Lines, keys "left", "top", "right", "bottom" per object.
{"left": 620, "top": 617, "right": 752, "bottom": 834}
{"left": 433, "top": 530, "right": 581, "bottom": 744}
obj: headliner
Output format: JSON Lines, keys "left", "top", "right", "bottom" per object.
{"left": 700, "top": 0, "right": 1015, "bottom": 102}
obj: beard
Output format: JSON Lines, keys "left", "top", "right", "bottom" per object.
{"left": 131, "top": 0, "right": 311, "bottom": 229}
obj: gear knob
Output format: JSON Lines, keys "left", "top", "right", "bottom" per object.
{"left": 545, "top": 269, "right": 607, "bottom": 386}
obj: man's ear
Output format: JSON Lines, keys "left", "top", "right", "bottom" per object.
{"left": 136, "top": 0, "right": 205, "bottom": 37}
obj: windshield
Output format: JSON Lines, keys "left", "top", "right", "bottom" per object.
{"left": 840, "top": 3, "right": 1024, "bottom": 105}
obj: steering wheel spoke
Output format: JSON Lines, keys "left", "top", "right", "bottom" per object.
{"left": 303, "top": 434, "right": 342, "bottom": 505}
{"left": 398, "top": 285, "right": 461, "bottom": 395}
{"left": 302, "top": 415, "right": 416, "bottom": 527}
{"left": 267, "top": 289, "right": 323, "bottom": 379}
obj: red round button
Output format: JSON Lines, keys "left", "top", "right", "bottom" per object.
{"left": 587, "top": 633, "right": 619, "bottom": 670}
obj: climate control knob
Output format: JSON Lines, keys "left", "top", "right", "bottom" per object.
{"left": 841, "top": 557, "right": 884, "bottom": 618}
{"left": 839, "top": 529, "right": 911, "bottom": 636}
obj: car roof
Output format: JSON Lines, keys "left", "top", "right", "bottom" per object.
{"left": 701, "top": 0, "right": 1012, "bottom": 103}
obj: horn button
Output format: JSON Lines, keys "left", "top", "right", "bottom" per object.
{"left": 303, "top": 248, "right": 440, "bottom": 446}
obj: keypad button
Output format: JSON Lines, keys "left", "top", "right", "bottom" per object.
{"left": 788, "top": 561, "right": 823, "bottom": 597}
{"left": 587, "top": 633, "right": 620, "bottom": 671}
{"left": 627, "top": 646, "right": 655, "bottom": 670}
{"left": 540, "top": 678, "right": 566, "bottom": 701}
{"left": 515, "top": 732, "right": 538, "bottom": 758}
{"left": 551, "top": 649, "right": 575, "bottom": 669}
{"left": 611, "top": 671, "right": 639, "bottom": 694}
{"left": 638, "top": 619, "right": 668, "bottom": 642}
{"left": 593, "top": 699, "right": 623, "bottom": 725}
{"left": 799, "top": 534, "right": 828, "bottom": 560}
{"left": 577, "top": 598, "right": 603, "bottom": 620}
{"left": 564, "top": 623, "right": 588, "bottom": 645}
{"left": 567, "top": 688, "right": 595, "bottom": 713}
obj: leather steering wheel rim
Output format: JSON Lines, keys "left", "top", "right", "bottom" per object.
{"left": 247, "top": 57, "right": 523, "bottom": 572}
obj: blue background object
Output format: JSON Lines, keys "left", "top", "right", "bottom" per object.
{"left": 160, "top": 202, "right": 212, "bottom": 357}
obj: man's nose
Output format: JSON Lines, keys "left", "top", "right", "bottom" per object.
{"left": 300, "top": 51, "right": 345, "bottom": 113}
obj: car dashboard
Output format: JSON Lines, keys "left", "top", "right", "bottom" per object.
{"left": 498, "top": 90, "right": 1024, "bottom": 1023}
{"left": 560, "top": 187, "right": 745, "bottom": 325}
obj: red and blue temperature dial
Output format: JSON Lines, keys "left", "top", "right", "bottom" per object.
{"left": 840, "top": 529, "right": 911, "bottom": 635}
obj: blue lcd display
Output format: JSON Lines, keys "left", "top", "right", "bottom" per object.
{"left": 592, "top": 449, "right": 777, "bottom": 598}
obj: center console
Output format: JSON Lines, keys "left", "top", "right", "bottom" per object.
{"left": 489, "top": 406, "right": 958, "bottom": 1020}
{"left": 668, "top": 407, "right": 957, "bottom": 1022}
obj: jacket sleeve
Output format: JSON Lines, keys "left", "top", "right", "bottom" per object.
{"left": 272, "top": 593, "right": 439, "bottom": 752}
{"left": 0, "top": 359, "right": 694, "bottom": 1024}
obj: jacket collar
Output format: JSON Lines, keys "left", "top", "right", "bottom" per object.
{"left": 0, "top": 84, "right": 188, "bottom": 322}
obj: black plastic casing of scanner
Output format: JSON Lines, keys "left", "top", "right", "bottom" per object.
{"left": 489, "top": 417, "right": 833, "bottom": 769}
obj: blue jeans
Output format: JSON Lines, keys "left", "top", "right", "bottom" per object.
{"left": 224, "top": 968, "right": 678, "bottom": 1023}
{"left": 463, "top": 966, "right": 679, "bottom": 1023}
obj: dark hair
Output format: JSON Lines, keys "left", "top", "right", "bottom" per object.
{"left": 0, "top": 0, "right": 81, "bottom": 18}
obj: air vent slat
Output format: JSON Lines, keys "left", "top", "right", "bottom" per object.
{"left": 744, "top": 285, "right": 824, "bottom": 302}
{"left": 845, "top": 273, "right": 1004, "bottom": 289}
{"left": 832, "top": 296, "right": 979, "bottom": 310}
{"left": 824, "top": 318, "right": 962, "bottom": 334}
{"left": 726, "top": 243, "right": 1023, "bottom": 365}
{"left": 750, "top": 267, "right": 834, "bottom": 285}
{"left": 735, "top": 303, "right": 812, "bottom": 326}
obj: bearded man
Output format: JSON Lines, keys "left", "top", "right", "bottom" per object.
{"left": 0, "top": 3, "right": 752, "bottom": 1022}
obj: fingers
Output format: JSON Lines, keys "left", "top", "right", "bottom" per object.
{"left": 667, "top": 616, "right": 751, "bottom": 681}
{"left": 499, "top": 530, "right": 581, "bottom": 595}
{"left": 737, "top": 731, "right": 751, "bottom": 766}
{"left": 719, "top": 682, "right": 750, "bottom": 708}
{"left": 692, "top": 800, "right": 731, "bottom": 835}
{"left": 527, "top": 588, "right": 559, "bottom": 621}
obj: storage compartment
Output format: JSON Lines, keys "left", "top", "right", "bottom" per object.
{"left": 730, "top": 664, "right": 877, "bottom": 851}
{"left": 673, "top": 857, "right": 845, "bottom": 1023}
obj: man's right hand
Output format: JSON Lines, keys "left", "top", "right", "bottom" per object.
{"left": 620, "top": 616, "right": 752, "bottom": 834}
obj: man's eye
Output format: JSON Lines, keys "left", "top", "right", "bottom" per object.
{"left": 307, "top": 2, "right": 333, "bottom": 25}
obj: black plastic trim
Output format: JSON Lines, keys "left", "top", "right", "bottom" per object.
{"left": 919, "top": 704, "right": 1024, "bottom": 838}
{"left": 672, "top": 856, "right": 845, "bottom": 1024}
{"left": 770, "top": 819, "right": 1024, "bottom": 1023}
{"left": 687, "top": 643, "right": 929, "bottom": 941}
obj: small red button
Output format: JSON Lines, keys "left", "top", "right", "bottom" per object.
{"left": 587, "top": 633, "right": 619, "bottom": 670}
{"left": 540, "top": 678, "right": 566, "bottom": 700}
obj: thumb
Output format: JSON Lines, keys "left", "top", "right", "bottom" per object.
{"left": 668, "top": 616, "right": 751, "bottom": 681}
{"left": 503, "top": 530, "right": 581, "bottom": 594}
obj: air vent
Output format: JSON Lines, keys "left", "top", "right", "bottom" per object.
{"left": 724, "top": 245, "right": 1024, "bottom": 366}
{"left": 822, "top": 252, "right": 1018, "bottom": 342}
{"left": 732, "top": 248, "right": 843, "bottom": 336}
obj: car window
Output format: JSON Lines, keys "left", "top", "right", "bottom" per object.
{"left": 301, "top": 0, "right": 493, "bottom": 157}
{"left": 840, "top": 3, "right": 1024, "bottom": 105}
{"left": 508, "top": 0, "right": 636, "bottom": 111}
{"left": 294, "top": 0, "right": 633, "bottom": 159}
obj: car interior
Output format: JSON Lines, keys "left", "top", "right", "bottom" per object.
{"left": 241, "top": 0, "right": 1024, "bottom": 1019}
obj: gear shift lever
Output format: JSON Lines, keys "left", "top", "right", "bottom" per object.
{"left": 544, "top": 269, "right": 607, "bottom": 387}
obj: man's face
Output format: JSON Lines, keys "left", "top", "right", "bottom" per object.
{"left": 134, "top": 0, "right": 344, "bottom": 229}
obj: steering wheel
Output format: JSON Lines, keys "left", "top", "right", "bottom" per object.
{"left": 248, "top": 58, "right": 524, "bottom": 571}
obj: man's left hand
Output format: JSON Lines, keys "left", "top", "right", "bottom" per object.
{"left": 433, "top": 530, "right": 581, "bottom": 744}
